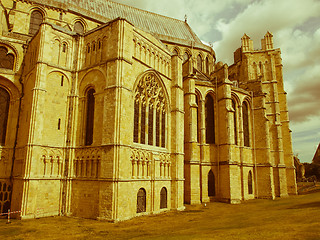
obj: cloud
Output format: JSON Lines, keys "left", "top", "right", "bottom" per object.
{"left": 287, "top": 65, "right": 320, "bottom": 122}
{"left": 291, "top": 117, "right": 320, "bottom": 162}
{"left": 213, "top": 0, "right": 320, "bottom": 63}
{"left": 111, "top": 0, "right": 320, "bottom": 163}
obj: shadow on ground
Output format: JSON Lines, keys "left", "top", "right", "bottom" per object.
{"left": 288, "top": 201, "right": 320, "bottom": 209}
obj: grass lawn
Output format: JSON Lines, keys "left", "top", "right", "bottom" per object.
{"left": 1, "top": 191, "right": 320, "bottom": 240}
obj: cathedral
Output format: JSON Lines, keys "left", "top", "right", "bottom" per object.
{"left": 0, "top": 0, "right": 297, "bottom": 221}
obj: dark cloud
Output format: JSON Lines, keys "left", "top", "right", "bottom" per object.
{"left": 288, "top": 77, "right": 320, "bottom": 123}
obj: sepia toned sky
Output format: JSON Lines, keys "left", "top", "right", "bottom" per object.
{"left": 113, "top": 0, "right": 320, "bottom": 163}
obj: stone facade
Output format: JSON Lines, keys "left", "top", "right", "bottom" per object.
{"left": 0, "top": 0, "right": 297, "bottom": 221}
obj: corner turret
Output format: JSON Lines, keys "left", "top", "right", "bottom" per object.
{"left": 241, "top": 34, "right": 253, "bottom": 52}
{"left": 261, "top": 31, "right": 274, "bottom": 50}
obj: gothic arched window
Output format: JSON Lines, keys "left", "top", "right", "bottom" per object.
{"left": 74, "top": 21, "right": 84, "bottom": 34}
{"left": 172, "top": 49, "right": 179, "bottom": 56}
{"left": 232, "top": 99, "right": 237, "bottom": 145}
{"left": 29, "top": 10, "right": 43, "bottom": 35}
{"left": 160, "top": 187, "right": 167, "bottom": 209}
{"left": 205, "top": 94, "right": 215, "bottom": 144}
{"left": 208, "top": 170, "right": 215, "bottom": 197}
{"left": 196, "top": 93, "right": 200, "bottom": 143}
{"left": 197, "top": 54, "right": 202, "bottom": 71}
{"left": 137, "top": 188, "right": 146, "bottom": 213}
{"left": 0, "top": 87, "right": 10, "bottom": 146}
{"left": 183, "top": 52, "right": 189, "bottom": 62}
{"left": 205, "top": 57, "right": 209, "bottom": 74}
{"left": 243, "top": 101, "right": 250, "bottom": 147}
{"left": 85, "top": 88, "right": 95, "bottom": 146}
{"left": 248, "top": 170, "right": 253, "bottom": 194}
{"left": 0, "top": 47, "right": 14, "bottom": 70}
{"left": 133, "top": 73, "right": 167, "bottom": 148}
{"left": 62, "top": 43, "right": 67, "bottom": 53}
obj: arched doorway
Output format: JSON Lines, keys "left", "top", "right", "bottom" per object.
{"left": 208, "top": 170, "right": 215, "bottom": 197}
{"left": 137, "top": 188, "right": 146, "bottom": 213}
{"left": 160, "top": 187, "right": 167, "bottom": 209}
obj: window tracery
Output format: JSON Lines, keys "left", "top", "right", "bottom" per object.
{"left": 134, "top": 73, "right": 167, "bottom": 148}
{"left": 0, "top": 182, "right": 12, "bottom": 214}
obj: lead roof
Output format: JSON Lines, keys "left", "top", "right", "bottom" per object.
{"left": 27, "top": 0, "right": 211, "bottom": 50}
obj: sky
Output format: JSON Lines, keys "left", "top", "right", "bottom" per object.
{"left": 113, "top": 0, "right": 320, "bottom": 163}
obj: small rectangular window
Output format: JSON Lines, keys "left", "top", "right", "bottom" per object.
{"left": 61, "top": 75, "right": 64, "bottom": 86}
{"left": 58, "top": 118, "right": 61, "bottom": 130}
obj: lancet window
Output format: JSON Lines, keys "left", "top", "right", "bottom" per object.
{"left": 242, "top": 101, "right": 250, "bottom": 147}
{"left": 208, "top": 170, "right": 215, "bottom": 197}
{"left": 197, "top": 54, "right": 202, "bottom": 71}
{"left": 195, "top": 93, "right": 200, "bottom": 143}
{"left": 134, "top": 73, "right": 167, "bottom": 148}
{"left": 0, "top": 87, "right": 10, "bottom": 146}
{"left": 232, "top": 99, "right": 237, "bottom": 145}
{"left": 29, "top": 10, "right": 43, "bottom": 35}
{"left": 205, "top": 57, "right": 209, "bottom": 74}
{"left": 205, "top": 94, "right": 215, "bottom": 144}
{"left": 183, "top": 52, "right": 189, "bottom": 62}
{"left": 248, "top": 170, "right": 253, "bottom": 194}
{"left": 85, "top": 88, "right": 95, "bottom": 146}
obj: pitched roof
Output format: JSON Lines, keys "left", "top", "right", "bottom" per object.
{"left": 312, "top": 143, "right": 320, "bottom": 164}
{"left": 29, "top": 0, "right": 209, "bottom": 49}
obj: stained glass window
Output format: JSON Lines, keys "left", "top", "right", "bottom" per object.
{"left": 133, "top": 73, "right": 167, "bottom": 148}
